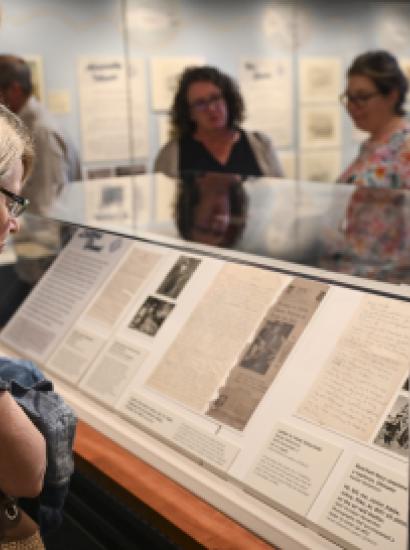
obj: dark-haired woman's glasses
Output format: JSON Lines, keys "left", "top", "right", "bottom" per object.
{"left": 189, "top": 93, "right": 224, "bottom": 112}
{"left": 0, "top": 187, "right": 29, "bottom": 217}
{"left": 339, "top": 91, "right": 381, "bottom": 107}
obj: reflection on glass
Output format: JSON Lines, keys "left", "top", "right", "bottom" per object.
{"left": 175, "top": 171, "right": 248, "bottom": 248}
{"left": 48, "top": 172, "right": 410, "bottom": 286}
{"left": 318, "top": 186, "right": 410, "bottom": 283}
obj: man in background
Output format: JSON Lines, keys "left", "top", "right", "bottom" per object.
{"left": 0, "top": 54, "right": 81, "bottom": 215}
{"left": 0, "top": 55, "right": 81, "bottom": 325}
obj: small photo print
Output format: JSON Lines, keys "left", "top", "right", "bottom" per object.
{"left": 128, "top": 297, "right": 174, "bottom": 337}
{"left": 239, "top": 320, "right": 293, "bottom": 375}
{"left": 156, "top": 256, "right": 200, "bottom": 299}
{"left": 373, "top": 395, "right": 408, "bottom": 458}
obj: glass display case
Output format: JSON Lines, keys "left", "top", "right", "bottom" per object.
{"left": 0, "top": 214, "right": 408, "bottom": 550}
{"left": 1, "top": 1, "right": 410, "bottom": 547}
{"left": 51, "top": 171, "right": 410, "bottom": 289}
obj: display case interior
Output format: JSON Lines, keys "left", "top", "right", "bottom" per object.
{"left": 51, "top": 171, "right": 410, "bottom": 288}
{"left": 0, "top": 215, "right": 408, "bottom": 550}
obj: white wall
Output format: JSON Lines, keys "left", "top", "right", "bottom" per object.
{"left": 0, "top": 0, "right": 409, "bottom": 178}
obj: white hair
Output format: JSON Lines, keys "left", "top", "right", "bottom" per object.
{"left": 0, "top": 103, "right": 33, "bottom": 185}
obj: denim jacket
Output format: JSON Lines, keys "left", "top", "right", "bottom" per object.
{"left": 0, "top": 357, "right": 77, "bottom": 534}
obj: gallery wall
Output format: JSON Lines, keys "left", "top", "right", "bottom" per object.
{"left": 0, "top": 0, "right": 409, "bottom": 181}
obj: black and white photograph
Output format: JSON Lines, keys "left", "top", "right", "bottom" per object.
{"left": 156, "top": 256, "right": 200, "bottom": 299}
{"left": 128, "top": 297, "right": 174, "bottom": 337}
{"left": 239, "top": 320, "right": 293, "bottom": 375}
{"left": 373, "top": 395, "right": 409, "bottom": 458}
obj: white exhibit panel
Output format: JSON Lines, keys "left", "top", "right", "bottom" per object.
{"left": 78, "top": 56, "right": 149, "bottom": 163}
{"left": 299, "top": 57, "right": 342, "bottom": 104}
{"left": 150, "top": 56, "right": 206, "bottom": 112}
{"left": 2, "top": 222, "right": 408, "bottom": 550}
{"left": 240, "top": 57, "right": 293, "bottom": 148}
{"left": 1, "top": 1, "right": 410, "bottom": 177}
{"left": 299, "top": 105, "right": 342, "bottom": 150}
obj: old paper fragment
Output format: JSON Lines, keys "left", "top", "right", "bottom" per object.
{"left": 207, "top": 278, "right": 328, "bottom": 429}
{"left": 298, "top": 296, "right": 410, "bottom": 441}
{"left": 146, "top": 264, "right": 285, "bottom": 411}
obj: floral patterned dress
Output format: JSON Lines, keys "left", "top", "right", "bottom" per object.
{"left": 321, "top": 124, "right": 410, "bottom": 282}
{"left": 338, "top": 124, "right": 410, "bottom": 189}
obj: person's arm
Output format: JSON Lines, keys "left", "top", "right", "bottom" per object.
{"left": 0, "top": 389, "right": 46, "bottom": 498}
{"left": 247, "top": 131, "right": 284, "bottom": 178}
{"left": 153, "top": 140, "right": 179, "bottom": 178}
{"left": 23, "top": 126, "right": 68, "bottom": 216}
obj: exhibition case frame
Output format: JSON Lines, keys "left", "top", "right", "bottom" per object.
{"left": 0, "top": 215, "right": 408, "bottom": 550}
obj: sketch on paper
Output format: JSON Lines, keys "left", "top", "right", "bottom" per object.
{"left": 299, "top": 57, "right": 341, "bottom": 103}
{"left": 300, "top": 106, "right": 341, "bottom": 149}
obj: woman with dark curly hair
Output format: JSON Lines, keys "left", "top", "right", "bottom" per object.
{"left": 154, "top": 65, "right": 283, "bottom": 178}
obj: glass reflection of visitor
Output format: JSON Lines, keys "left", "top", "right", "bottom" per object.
{"left": 175, "top": 172, "right": 248, "bottom": 248}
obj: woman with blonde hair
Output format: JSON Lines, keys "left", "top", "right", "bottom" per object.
{"left": 0, "top": 104, "right": 47, "bottom": 547}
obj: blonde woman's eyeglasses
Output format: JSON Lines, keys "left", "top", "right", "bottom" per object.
{"left": 0, "top": 187, "right": 29, "bottom": 217}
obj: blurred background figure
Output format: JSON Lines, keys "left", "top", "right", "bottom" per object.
{"left": 0, "top": 54, "right": 81, "bottom": 216}
{"left": 175, "top": 171, "right": 248, "bottom": 248}
{"left": 338, "top": 49, "right": 410, "bottom": 188}
{"left": 154, "top": 65, "right": 283, "bottom": 178}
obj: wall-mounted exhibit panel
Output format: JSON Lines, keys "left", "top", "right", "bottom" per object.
{"left": 1, "top": 0, "right": 409, "bottom": 179}
{"left": 1, "top": 218, "right": 408, "bottom": 550}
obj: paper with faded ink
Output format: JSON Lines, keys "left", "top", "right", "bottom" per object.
{"left": 297, "top": 295, "right": 410, "bottom": 441}
{"left": 207, "top": 278, "right": 328, "bottom": 429}
{"left": 146, "top": 264, "right": 285, "bottom": 411}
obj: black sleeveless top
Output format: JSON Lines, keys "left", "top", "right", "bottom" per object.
{"left": 178, "top": 130, "right": 262, "bottom": 176}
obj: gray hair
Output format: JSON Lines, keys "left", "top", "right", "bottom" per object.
{"left": 0, "top": 103, "right": 34, "bottom": 184}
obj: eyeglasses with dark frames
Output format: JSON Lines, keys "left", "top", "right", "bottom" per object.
{"left": 189, "top": 93, "right": 224, "bottom": 112}
{"left": 339, "top": 91, "right": 381, "bottom": 107}
{"left": 0, "top": 187, "right": 29, "bottom": 217}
